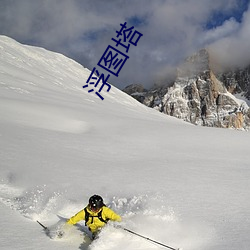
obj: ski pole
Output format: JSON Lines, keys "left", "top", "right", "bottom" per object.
{"left": 37, "top": 220, "right": 48, "bottom": 231}
{"left": 122, "top": 227, "right": 180, "bottom": 250}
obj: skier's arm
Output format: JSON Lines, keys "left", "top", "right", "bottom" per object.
{"left": 104, "top": 207, "right": 122, "bottom": 222}
{"left": 67, "top": 209, "right": 85, "bottom": 225}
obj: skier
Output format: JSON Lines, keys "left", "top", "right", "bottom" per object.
{"left": 66, "top": 194, "right": 122, "bottom": 239}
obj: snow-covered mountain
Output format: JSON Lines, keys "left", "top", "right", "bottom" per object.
{"left": 124, "top": 49, "right": 250, "bottom": 130}
{"left": 1, "top": 36, "right": 250, "bottom": 250}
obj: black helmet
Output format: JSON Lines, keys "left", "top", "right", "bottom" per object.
{"left": 89, "top": 195, "right": 104, "bottom": 210}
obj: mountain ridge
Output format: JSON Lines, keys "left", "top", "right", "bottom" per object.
{"left": 123, "top": 49, "right": 250, "bottom": 130}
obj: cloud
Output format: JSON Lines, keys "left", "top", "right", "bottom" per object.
{"left": 200, "top": 18, "right": 240, "bottom": 45}
{"left": 209, "top": 3, "right": 250, "bottom": 69}
{"left": 0, "top": 0, "right": 249, "bottom": 89}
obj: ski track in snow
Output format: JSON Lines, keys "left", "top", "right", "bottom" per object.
{"left": 0, "top": 99, "right": 91, "bottom": 134}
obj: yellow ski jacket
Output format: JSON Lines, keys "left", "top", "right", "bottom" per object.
{"left": 67, "top": 206, "right": 121, "bottom": 233}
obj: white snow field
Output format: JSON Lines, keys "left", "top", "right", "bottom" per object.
{"left": 0, "top": 35, "right": 250, "bottom": 250}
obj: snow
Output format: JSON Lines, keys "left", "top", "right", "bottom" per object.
{"left": 234, "top": 93, "right": 250, "bottom": 107}
{"left": 0, "top": 35, "right": 250, "bottom": 250}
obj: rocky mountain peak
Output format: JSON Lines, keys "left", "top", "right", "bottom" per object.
{"left": 123, "top": 49, "right": 250, "bottom": 130}
{"left": 177, "top": 48, "right": 210, "bottom": 78}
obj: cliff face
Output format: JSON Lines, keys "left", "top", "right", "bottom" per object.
{"left": 217, "top": 66, "right": 250, "bottom": 99}
{"left": 124, "top": 49, "right": 250, "bottom": 130}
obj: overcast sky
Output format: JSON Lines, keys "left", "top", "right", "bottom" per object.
{"left": 0, "top": 0, "right": 249, "bottom": 89}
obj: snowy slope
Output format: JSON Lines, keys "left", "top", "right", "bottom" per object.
{"left": 0, "top": 36, "right": 250, "bottom": 250}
